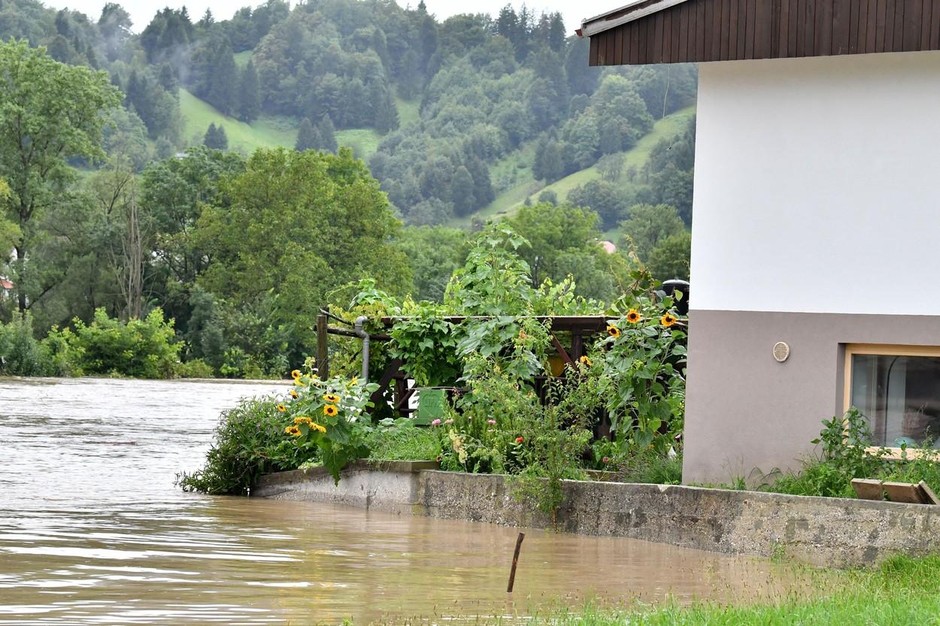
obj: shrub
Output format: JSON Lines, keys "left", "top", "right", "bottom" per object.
{"left": 39, "top": 326, "right": 83, "bottom": 377}
{"left": 175, "top": 358, "right": 215, "bottom": 379}
{"left": 177, "top": 395, "right": 305, "bottom": 495}
{"left": 0, "top": 312, "right": 45, "bottom": 376}
{"left": 72, "top": 308, "right": 181, "bottom": 379}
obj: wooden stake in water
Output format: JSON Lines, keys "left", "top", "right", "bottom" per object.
{"left": 507, "top": 532, "right": 525, "bottom": 593}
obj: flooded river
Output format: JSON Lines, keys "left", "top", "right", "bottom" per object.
{"left": 1, "top": 378, "right": 805, "bottom": 624}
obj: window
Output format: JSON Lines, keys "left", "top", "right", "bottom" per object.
{"left": 844, "top": 345, "right": 940, "bottom": 449}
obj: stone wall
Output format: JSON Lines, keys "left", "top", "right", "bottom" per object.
{"left": 253, "top": 463, "right": 940, "bottom": 567}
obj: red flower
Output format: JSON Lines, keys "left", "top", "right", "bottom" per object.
{"left": 515, "top": 436, "right": 524, "bottom": 444}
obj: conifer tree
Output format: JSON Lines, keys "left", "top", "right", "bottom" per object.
{"left": 294, "top": 118, "right": 321, "bottom": 152}
{"left": 238, "top": 60, "right": 261, "bottom": 123}
{"left": 317, "top": 116, "right": 338, "bottom": 153}
{"left": 204, "top": 123, "right": 228, "bottom": 150}
{"left": 207, "top": 41, "right": 238, "bottom": 116}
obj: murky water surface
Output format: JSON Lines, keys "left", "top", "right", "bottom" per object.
{"left": 1, "top": 378, "right": 805, "bottom": 624}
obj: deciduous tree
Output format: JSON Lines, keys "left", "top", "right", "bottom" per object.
{"left": 195, "top": 148, "right": 411, "bottom": 364}
{"left": 0, "top": 39, "right": 121, "bottom": 311}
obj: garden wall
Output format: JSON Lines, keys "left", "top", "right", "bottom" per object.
{"left": 253, "top": 462, "right": 940, "bottom": 567}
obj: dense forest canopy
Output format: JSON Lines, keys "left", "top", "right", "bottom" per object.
{"left": 0, "top": 0, "right": 697, "bottom": 378}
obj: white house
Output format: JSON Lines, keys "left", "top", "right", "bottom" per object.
{"left": 580, "top": 0, "right": 940, "bottom": 484}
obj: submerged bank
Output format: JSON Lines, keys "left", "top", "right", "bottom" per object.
{"left": 255, "top": 461, "right": 940, "bottom": 567}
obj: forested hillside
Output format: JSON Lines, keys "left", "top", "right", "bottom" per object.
{"left": 0, "top": 0, "right": 698, "bottom": 378}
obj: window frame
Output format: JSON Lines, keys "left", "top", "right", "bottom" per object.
{"left": 843, "top": 344, "right": 940, "bottom": 460}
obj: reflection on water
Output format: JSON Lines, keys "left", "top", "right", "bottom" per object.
{"left": 1, "top": 378, "right": 805, "bottom": 624}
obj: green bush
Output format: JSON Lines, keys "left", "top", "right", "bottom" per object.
{"left": 39, "top": 326, "right": 83, "bottom": 377}
{"left": 175, "top": 358, "right": 215, "bottom": 379}
{"left": 177, "top": 395, "right": 307, "bottom": 494}
{"left": 71, "top": 308, "right": 181, "bottom": 379}
{"left": 0, "top": 312, "right": 45, "bottom": 376}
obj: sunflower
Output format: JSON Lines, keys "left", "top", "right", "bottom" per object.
{"left": 276, "top": 404, "right": 287, "bottom": 413}
{"left": 626, "top": 309, "right": 642, "bottom": 324}
{"left": 294, "top": 416, "right": 313, "bottom": 426}
{"left": 578, "top": 355, "right": 592, "bottom": 367}
{"left": 323, "top": 393, "right": 341, "bottom": 404}
{"left": 310, "top": 422, "right": 327, "bottom": 434}
{"left": 289, "top": 389, "right": 299, "bottom": 399}
{"left": 291, "top": 369, "right": 302, "bottom": 380}
{"left": 323, "top": 404, "right": 339, "bottom": 417}
{"left": 607, "top": 324, "right": 621, "bottom": 338}
{"left": 661, "top": 312, "right": 678, "bottom": 328}
{"left": 284, "top": 425, "right": 301, "bottom": 436}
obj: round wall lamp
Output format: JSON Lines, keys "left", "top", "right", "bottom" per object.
{"left": 773, "top": 341, "right": 790, "bottom": 363}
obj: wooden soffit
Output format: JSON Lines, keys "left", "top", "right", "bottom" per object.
{"left": 580, "top": 0, "right": 940, "bottom": 66}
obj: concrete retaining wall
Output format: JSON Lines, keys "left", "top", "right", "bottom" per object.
{"left": 253, "top": 462, "right": 940, "bottom": 567}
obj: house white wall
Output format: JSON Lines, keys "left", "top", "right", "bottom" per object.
{"left": 683, "top": 51, "right": 940, "bottom": 484}
{"left": 692, "top": 51, "right": 940, "bottom": 316}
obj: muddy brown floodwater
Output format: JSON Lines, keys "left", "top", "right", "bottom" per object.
{"left": 0, "top": 378, "right": 810, "bottom": 624}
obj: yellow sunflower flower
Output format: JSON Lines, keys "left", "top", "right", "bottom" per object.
{"left": 579, "top": 355, "right": 592, "bottom": 367}
{"left": 291, "top": 369, "right": 302, "bottom": 380}
{"left": 310, "top": 422, "right": 327, "bottom": 434}
{"left": 323, "top": 393, "right": 341, "bottom": 404}
{"left": 294, "top": 416, "right": 313, "bottom": 426}
{"left": 323, "top": 404, "right": 339, "bottom": 417}
{"left": 276, "top": 404, "right": 287, "bottom": 413}
{"left": 284, "top": 425, "right": 301, "bottom": 436}
{"left": 661, "top": 312, "right": 678, "bottom": 328}
{"left": 626, "top": 309, "right": 642, "bottom": 324}
{"left": 607, "top": 324, "right": 621, "bottom": 338}
{"left": 289, "top": 389, "right": 299, "bottom": 399}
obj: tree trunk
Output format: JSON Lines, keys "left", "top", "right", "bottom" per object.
{"left": 122, "top": 191, "right": 143, "bottom": 320}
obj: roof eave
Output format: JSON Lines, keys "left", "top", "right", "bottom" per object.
{"left": 579, "top": 0, "right": 690, "bottom": 37}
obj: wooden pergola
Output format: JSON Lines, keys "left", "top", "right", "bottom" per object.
{"left": 315, "top": 314, "right": 613, "bottom": 419}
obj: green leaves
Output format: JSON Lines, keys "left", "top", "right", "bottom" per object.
{"left": 0, "top": 39, "right": 121, "bottom": 310}
{"left": 282, "top": 372, "right": 380, "bottom": 484}
{"left": 388, "top": 307, "right": 460, "bottom": 387}
{"left": 193, "top": 147, "right": 410, "bottom": 367}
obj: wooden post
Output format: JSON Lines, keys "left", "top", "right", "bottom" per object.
{"left": 316, "top": 313, "right": 329, "bottom": 381}
{"left": 507, "top": 532, "right": 525, "bottom": 593}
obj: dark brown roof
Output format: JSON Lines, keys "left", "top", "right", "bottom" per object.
{"left": 581, "top": 0, "right": 940, "bottom": 66}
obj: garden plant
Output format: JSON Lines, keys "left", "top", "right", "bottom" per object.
{"left": 183, "top": 224, "right": 689, "bottom": 511}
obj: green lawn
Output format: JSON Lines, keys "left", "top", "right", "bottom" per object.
{"left": 179, "top": 89, "right": 296, "bottom": 153}
{"left": 395, "top": 95, "right": 421, "bottom": 128}
{"left": 233, "top": 50, "right": 252, "bottom": 68}
{"left": 336, "top": 128, "right": 382, "bottom": 160}
{"left": 180, "top": 89, "right": 399, "bottom": 160}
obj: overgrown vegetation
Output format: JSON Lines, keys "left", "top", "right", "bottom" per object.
{"left": 761, "top": 408, "right": 940, "bottom": 498}
{"left": 0, "top": 308, "right": 180, "bottom": 378}
{"left": 183, "top": 223, "right": 687, "bottom": 508}
{"left": 177, "top": 396, "right": 306, "bottom": 495}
